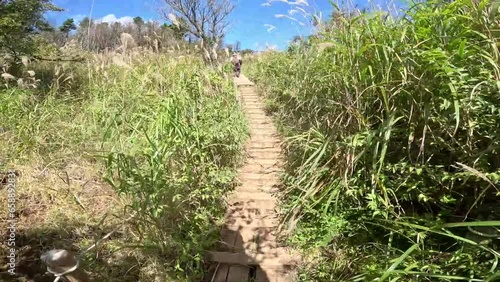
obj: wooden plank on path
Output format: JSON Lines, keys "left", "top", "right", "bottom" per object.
{"left": 226, "top": 265, "right": 250, "bottom": 282}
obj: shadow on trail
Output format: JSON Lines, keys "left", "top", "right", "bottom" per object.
{"left": 204, "top": 196, "right": 297, "bottom": 282}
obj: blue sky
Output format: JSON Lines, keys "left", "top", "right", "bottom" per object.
{"left": 46, "top": 0, "right": 396, "bottom": 51}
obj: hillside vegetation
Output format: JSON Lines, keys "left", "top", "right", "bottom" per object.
{"left": 246, "top": 0, "right": 500, "bottom": 280}
{"left": 0, "top": 49, "right": 248, "bottom": 281}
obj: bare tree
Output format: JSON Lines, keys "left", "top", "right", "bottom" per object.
{"left": 159, "top": 0, "right": 235, "bottom": 63}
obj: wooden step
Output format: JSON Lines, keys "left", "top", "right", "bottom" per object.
{"left": 217, "top": 226, "right": 278, "bottom": 251}
{"left": 244, "top": 157, "right": 282, "bottom": 165}
{"left": 240, "top": 164, "right": 283, "bottom": 174}
{"left": 246, "top": 108, "right": 267, "bottom": 112}
{"left": 255, "top": 266, "right": 298, "bottom": 282}
{"left": 227, "top": 265, "right": 249, "bottom": 281}
{"left": 229, "top": 198, "right": 276, "bottom": 210}
{"left": 239, "top": 172, "right": 280, "bottom": 182}
{"left": 243, "top": 103, "right": 264, "bottom": 108}
{"left": 242, "top": 100, "right": 261, "bottom": 103}
{"left": 249, "top": 119, "right": 271, "bottom": 123}
{"left": 246, "top": 148, "right": 282, "bottom": 155}
{"left": 225, "top": 206, "right": 277, "bottom": 220}
{"left": 224, "top": 216, "right": 279, "bottom": 229}
{"left": 209, "top": 75, "right": 300, "bottom": 281}
{"left": 207, "top": 264, "right": 296, "bottom": 282}
{"left": 230, "top": 191, "right": 278, "bottom": 201}
{"left": 250, "top": 130, "right": 280, "bottom": 137}
{"left": 245, "top": 152, "right": 282, "bottom": 160}
{"left": 249, "top": 133, "right": 278, "bottom": 139}
{"left": 248, "top": 119, "right": 273, "bottom": 124}
{"left": 250, "top": 126, "right": 276, "bottom": 131}
{"left": 247, "top": 112, "right": 271, "bottom": 116}
{"left": 247, "top": 127, "right": 277, "bottom": 133}
{"left": 238, "top": 182, "right": 280, "bottom": 193}
{"left": 210, "top": 264, "right": 230, "bottom": 282}
{"left": 245, "top": 110, "right": 267, "bottom": 114}
{"left": 248, "top": 142, "right": 281, "bottom": 149}
{"left": 207, "top": 250, "right": 300, "bottom": 266}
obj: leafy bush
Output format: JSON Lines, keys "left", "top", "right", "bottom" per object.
{"left": 247, "top": 0, "right": 500, "bottom": 280}
{"left": 102, "top": 57, "right": 248, "bottom": 279}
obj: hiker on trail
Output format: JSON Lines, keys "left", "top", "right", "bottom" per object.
{"left": 231, "top": 52, "right": 242, "bottom": 77}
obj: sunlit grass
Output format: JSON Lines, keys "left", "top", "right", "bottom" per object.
{"left": 247, "top": 0, "right": 500, "bottom": 280}
{"left": 0, "top": 50, "right": 248, "bottom": 281}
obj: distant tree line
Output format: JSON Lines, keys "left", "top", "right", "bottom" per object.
{"left": 43, "top": 16, "right": 191, "bottom": 52}
{"left": 1, "top": 0, "right": 253, "bottom": 65}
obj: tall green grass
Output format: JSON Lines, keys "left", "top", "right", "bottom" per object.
{"left": 247, "top": 0, "right": 500, "bottom": 280}
{"left": 0, "top": 52, "right": 248, "bottom": 281}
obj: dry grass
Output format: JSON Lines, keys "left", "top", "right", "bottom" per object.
{"left": 0, "top": 49, "right": 247, "bottom": 281}
{"left": 0, "top": 158, "right": 124, "bottom": 280}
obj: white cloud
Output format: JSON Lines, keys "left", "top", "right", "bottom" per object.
{"left": 97, "top": 14, "right": 134, "bottom": 24}
{"left": 290, "top": 0, "right": 308, "bottom": 6}
{"left": 262, "top": 0, "right": 308, "bottom": 6}
{"left": 254, "top": 42, "right": 278, "bottom": 52}
{"left": 72, "top": 14, "right": 87, "bottom": 24}
{"left": 265, "top": 43, "right": 278, "bottom": 50}
{"left": 275, "top": 14, "right": 298, "bottom": 21}
{"left": 264, "top": 24, "right": 276, "bottom": 32}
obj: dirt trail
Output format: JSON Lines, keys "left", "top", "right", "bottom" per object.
{"left": 205, "top": 75, "right": 300, "bottom": 282}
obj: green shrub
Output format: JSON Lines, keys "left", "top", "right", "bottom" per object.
{"left": 247, "top": 0, "right": 500, "bottom": 280}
